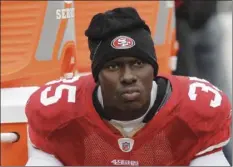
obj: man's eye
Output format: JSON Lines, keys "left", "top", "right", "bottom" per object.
{"left": 133, "top": 60, "right": 144, "bottom": 67}
{"left": 107, "top": 64, "right": 119, "bottom": 70}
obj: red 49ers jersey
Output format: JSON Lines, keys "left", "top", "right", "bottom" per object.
{"left": 26, "top": 74, "right": 231, "bottom": 166}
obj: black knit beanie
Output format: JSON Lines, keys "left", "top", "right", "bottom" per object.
{"left": 85, "top": 7, "right": 158, "bottom": 82}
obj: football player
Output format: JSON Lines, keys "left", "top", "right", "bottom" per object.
{"left": 25, "top": 7, "right": 231, "bottom": 166}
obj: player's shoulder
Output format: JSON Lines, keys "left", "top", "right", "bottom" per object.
{"left": 176, "top": 76, "right": 231, "bottom": 110}
{"left": 25, "top": 74, "right": 96, "bottom": 136}
{"left": 165, "top": 75, "right": 230, "bottom": 108}
{"left": 170, "top": 75, "right": 231, "bottom": 133}
{"left": 27, "top": 74, "right": 94, "bottom": 107}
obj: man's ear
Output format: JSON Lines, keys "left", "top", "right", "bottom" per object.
{"left": 96, "top": 71, "right": 102, "bottom": 85}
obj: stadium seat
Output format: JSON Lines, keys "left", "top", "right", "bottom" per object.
{"left": 1, "top": 1, "right": 76, "bottom": 88}
{"left": 1, "top": 1, "right": 75, "bottom": 166}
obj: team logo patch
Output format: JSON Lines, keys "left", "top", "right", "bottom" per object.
{"left": 118, "top": 138, "right": 134, "bottom": 152}
{"left": 111, "top": 36, "right": 135, "bottom": 49}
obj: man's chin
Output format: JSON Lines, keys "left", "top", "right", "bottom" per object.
{"left": 121, "top": 101, "right": 144, "bottom": 111}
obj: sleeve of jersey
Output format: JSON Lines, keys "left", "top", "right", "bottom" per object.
{"left": 25, "top": 85, "right": 76, "bottom": 155}
{"left": 189, "top": 89, "right": 232, "bottom": 158}
{"left": 25, "top": 76, "right": 90, "bottom": 157}
{"left": 25, "top": 89, "right": 55, "bottom": 154}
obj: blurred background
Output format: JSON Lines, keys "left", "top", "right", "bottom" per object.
{"left": 1, "top": 1, "right": 232, "bottom": 166}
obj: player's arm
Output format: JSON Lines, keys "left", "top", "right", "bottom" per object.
{"left": 26, "top": 146, "right": 63, "bottom": 166}
{"left": 185, "top": 77, "right": 232, "bottom": 166}
{"left": 26, "top": 132, "right": 63, "bottom": 166}
{"left": 25, "top": 89, "right": 62, "bottom": 166}
{"left": 25, "top": 76, "right": 80, "bottom": 166}
{"left": 189, "top": 151, "right": 230, "bottom": 166}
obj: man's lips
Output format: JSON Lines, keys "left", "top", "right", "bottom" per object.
{"left": 121, "top": 92, "right": 141, "bottom": 101}
{"left": 120, "top": 88, "right": 141, "bottom": 101}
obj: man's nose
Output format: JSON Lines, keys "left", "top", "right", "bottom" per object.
{"left": 120, "top": 66, "right": 137, "bottom": 85}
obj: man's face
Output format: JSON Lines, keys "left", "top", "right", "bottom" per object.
{"left": 98, "top": 56, "right": 154, "bottom": 120}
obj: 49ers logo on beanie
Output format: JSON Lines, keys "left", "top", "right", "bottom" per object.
{"left": 111, "top": 36, "right": 135, "bottom": 49}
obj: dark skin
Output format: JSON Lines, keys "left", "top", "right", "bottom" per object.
{"left": 98, "top": 56, "right": 154, "bottom": 121}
